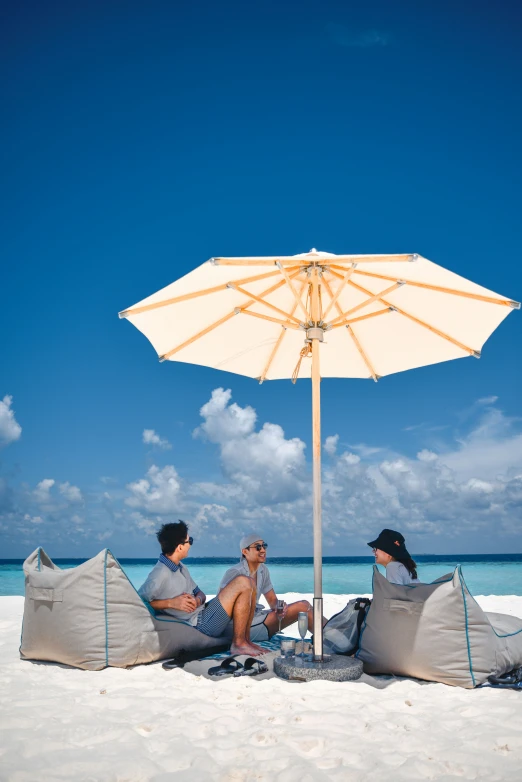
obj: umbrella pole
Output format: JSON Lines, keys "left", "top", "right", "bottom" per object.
{"left": 311, "top": 338, "right": 323, "bottom": 660}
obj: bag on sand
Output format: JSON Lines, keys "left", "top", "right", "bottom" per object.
{"left": 322, "top": 597, "right": 371, "bottom": 656}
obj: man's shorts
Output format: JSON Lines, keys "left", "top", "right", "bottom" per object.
{"left": 220, "top": 609, "right": 271, "bottom": 642}
{"left": 196, "top": 599, "right": 271, "bottom": 642}
{"left": 196, "top": 596, "right": 232, "bottom": 637}
{"left": 248, "top": 610, "right": 271, "bottom": 642}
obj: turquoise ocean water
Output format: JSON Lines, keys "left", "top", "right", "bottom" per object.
{"left": 1, "top": 555, "right": 521, "bottom": 597}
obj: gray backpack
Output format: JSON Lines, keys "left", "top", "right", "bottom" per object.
{"left": 322, "top": 597, "right": 371, "bottom": 656}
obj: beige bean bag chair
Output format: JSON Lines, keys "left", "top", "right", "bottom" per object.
{"left": 20, "top": 548, "right": 229, "bottom": 670}
{"left": 356, "top": 565, "right": 522, "bottom": 688}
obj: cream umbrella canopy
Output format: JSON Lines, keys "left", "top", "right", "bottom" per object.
{"left": 119, "top": 249, "right": 519, "bottom": 660}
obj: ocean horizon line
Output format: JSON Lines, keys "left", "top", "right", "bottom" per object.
{"left": 2, "top": 553, "right": 522, "bottom": 565}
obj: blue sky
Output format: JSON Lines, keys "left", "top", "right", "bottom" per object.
{"left": 1, "top": 0, "right": 521, "bottom": 558}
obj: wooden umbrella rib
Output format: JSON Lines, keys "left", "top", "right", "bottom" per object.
{"left": 259, "top": 280, "right": 308, "bottom": 383}
{"left": 352, "top": 269, "right": 519, "bottom": 308}
{"left": 213, "top": 256, "right": 307, "bottom": 262}
{"left": 159, "top": 311, "right": 238, "bottom": 361}
{"left": 329, "top": 281, "right": 404, "bottom": 326}
{"left": 120, "top": 282, "right": 230, "bottom": 318}
{"left": 322, "top": 264, "right": 357, "bottom": 320}
{"left": 330, "top": 254, "right": 414, "bottom": 263}
{"left": 214, "top": 255, "right": 413, "bottom": 267}
{"left": 346, "top": 325, "right": 378, "bottom": 381}
{"left": 231, "top": 283, "right": 303, "bottom": 325}
{"left": 213, "top": 259, "right": 311, "bottom": 267}
{"left": 119, "top": 268, "right": 303, "bottom": 318}
{"left": 236, "top": 273, "right": 295, "bottom": 314}
{"left": 328, "top": 255, "right": 413, "bottom": 267}
{"left": 276, "top": 262, "right": 311, "bottom": 321}
{"left": 321, "top": 276, "right": 380, "bottom": 381}
{"left": 347, "top": 278, "right": 479, "bottom": 356}
{"left": 238, "top": 309, "right": 302, "bottom": 330}
{"left": 235, "top": 265, "right": 301, "bottom": 285}
{"left": 329, "top": 308, "right": 392, "bottom": 329}
{"left": 158, "top": 273, "right": 303, "bottom": 361}
{"left": 321, "top": 276, "right": 344, "bottom": 322}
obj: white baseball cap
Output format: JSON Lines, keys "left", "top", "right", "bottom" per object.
{"left": 239, "top": 533, "right": 264, "bottom": 552}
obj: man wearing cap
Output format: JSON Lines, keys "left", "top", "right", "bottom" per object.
{"left": 217, "top": 533, "right": 321, "bottom": 642}
{"left": 139, "top": 521, "right": 265, "bottom": 657}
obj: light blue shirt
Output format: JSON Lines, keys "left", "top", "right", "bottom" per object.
{"left": 386, "top": 561, "right": 420, "bottom": 586}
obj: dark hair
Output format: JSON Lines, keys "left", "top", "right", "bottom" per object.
{"left": 157, "top": 521, "right": 188, "bottom": 555}
{"left": 395, "top": 555, "right": 418, "bottom": 580}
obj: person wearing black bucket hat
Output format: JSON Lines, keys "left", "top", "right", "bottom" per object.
{"left": 367, "top": 529, "right": 420, "bottom": 585}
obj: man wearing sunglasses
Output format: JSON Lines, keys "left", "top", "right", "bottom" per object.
{"left": 139, "top": 521, "right": 265, "bottom": 657}
{"left": 217, "top": 533, "right": 317, "bottom": 642}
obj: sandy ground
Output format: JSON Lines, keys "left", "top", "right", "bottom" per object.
{"left": 1, "top": 593, "right": 522, "bottom": 782}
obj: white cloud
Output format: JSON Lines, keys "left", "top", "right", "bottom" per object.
{"left": 0, "top": 395, "right": 22, "bottom": 447}
{"left": 97, "top": 531, "right": 112, "bottom": 541}
{"left": 33, "top": 479, "right": 55, "bottom": 504}
{"left": 118, "top": 393, "right": 522, "bottom": 552}
{"left": 477, "top": 396, "right": 499, "bottom": 406}
{"left": 417, "top": 449, "right": 438, "bottom": 462}
{"left": 3, "top": 390, "right": 522, "bottom": 556}
{"left": 324, "top": 435, "right": 339, "bottom": 456}
{"left": 125, "top": 465, "right": 183, "bottom": 513}
{"left": 194, "top": 388, "right": 257, "bottom": 443}
{"left": 130, "top": 512, "right": 157, "bottom": 535}
{"left": 142, "top": 429, "right": 172, "bottom": 450}
{"left": 23, "top": 514, "right": 43, "bottom": 525}
{"left": 440, "top": 408, "right": 522, "bottom": 481}
{"left": 59, "top": 482, "right": 83, "bottom": 503}
{"left": 195, "top": 388, "right": 307, "bottom": 504}
{"left": 350, "top": 443, "right": 383, "bottom": 458}
{"left": 193, "top": 503, "right": 233, "bottom": 529}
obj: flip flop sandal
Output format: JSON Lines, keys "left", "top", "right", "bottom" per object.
{"left": 233, "top": 657, "right": 269, "bottom": 677}
{"left": 482, "top": 668, "right": 522, "bottom": 689}
{"left": 488, "top": 668, "right": 522, "bottom": 686}
{"left": 208, "top": 656, "right": 244, "bottom": 677}
{"left": 162, "top": 659, "right": 183, "bottom": 670}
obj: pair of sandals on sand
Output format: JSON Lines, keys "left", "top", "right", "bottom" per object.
{"left": 162, "top": 653, "right": 268, "bottom": 677}
{"left": 208, "top": 655, "right": 268, "bottom": 678}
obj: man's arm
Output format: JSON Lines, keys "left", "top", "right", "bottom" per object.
{"left": 188, "top": 572, "right": 206, "bottom": 606}
{"left": 150, "top": 594, "right": 198, "bottom": 613}
{"left": 263, "top": 588, "right": 278, "bottom": 611}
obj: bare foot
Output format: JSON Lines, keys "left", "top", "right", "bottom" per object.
{"left": 230, "top": 642, "right": 263, "bottom": 657}
{"left": 250, "top": 641, "right": 266, "bottom": 653}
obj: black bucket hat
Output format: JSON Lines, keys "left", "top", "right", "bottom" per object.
{"left": 368, "top": 528, "right": 410, "bottom": 559}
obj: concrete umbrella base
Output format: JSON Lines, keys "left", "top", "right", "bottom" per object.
{"left": 273, "top": 654, "right": 363, "bottom": 682}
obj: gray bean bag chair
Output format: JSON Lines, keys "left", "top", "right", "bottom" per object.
{"left": 20, "top": 548, "right": 229, "bottom": 670}
{"left": 356, "top": 565, "right": 522, "bottom": 688}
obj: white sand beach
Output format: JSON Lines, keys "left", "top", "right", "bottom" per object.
{"left": 1, "top": 593, "right": 522, "bottom": 781}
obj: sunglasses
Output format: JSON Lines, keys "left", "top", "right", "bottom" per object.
{"left": 184, "top": 537, "right": 194, "bottom": 546}
{"left": 247, "top": 542, "right": 268, "bottom": 551}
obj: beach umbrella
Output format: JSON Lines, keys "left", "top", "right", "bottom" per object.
{"left": 119, "top": 249, "right": 519, "bottom": 660}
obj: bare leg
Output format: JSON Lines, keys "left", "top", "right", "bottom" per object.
{"left": 243, "top": 583, "right": 265, "bottom": 653}
{"left": 263, "top": 600, "right": 327, "bottom": 638}
{"left": 217, "top": 576, "right": 264, "bottom": 656}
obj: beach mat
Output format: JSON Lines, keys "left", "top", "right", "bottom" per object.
{"left": 161, "top": 639, "right": 398, "bottom": 688}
